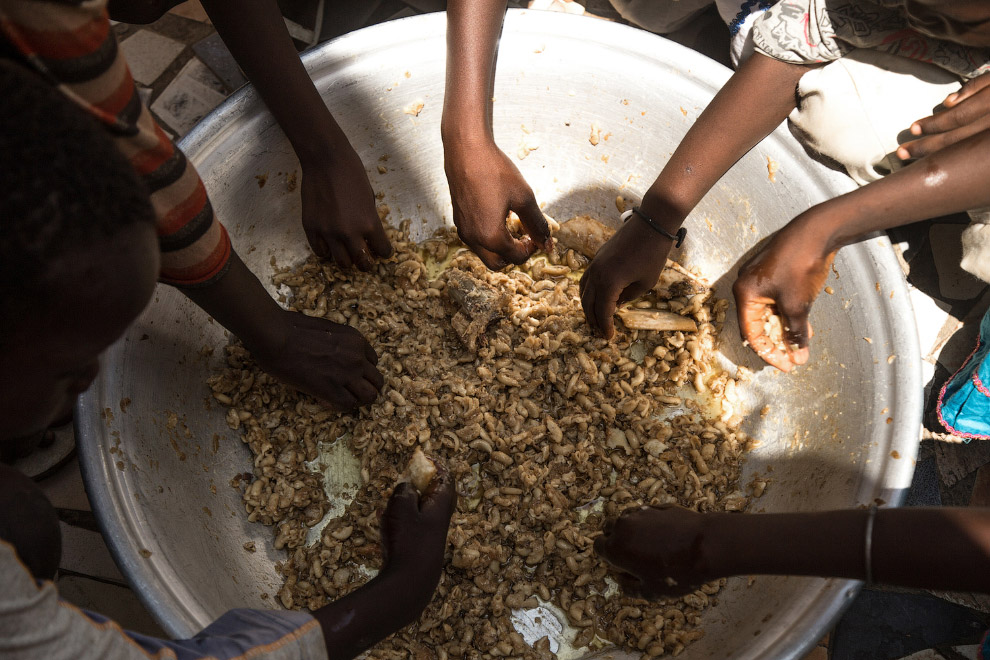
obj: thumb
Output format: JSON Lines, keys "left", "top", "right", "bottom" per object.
{"left": 779, "top": 300, "right": 812, "bottom": 366}
{"left": 512, "top": 193, "right": 552, "bottom": 251}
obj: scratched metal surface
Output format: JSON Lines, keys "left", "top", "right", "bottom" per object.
{"left": 77, "top": 10, "right": 921, "bottom": 658}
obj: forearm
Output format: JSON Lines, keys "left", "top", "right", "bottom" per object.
{"left": 314, "top": 572, "right": 426, "bottom": 660}
{"left": 806, "top": 127, "right": 990, "bottom": 253}
{"left": 180, "top": 250, "right": 284, "bottom": 356}
{"left": 641, "top": 54, "right": 809, "bottom": 226}
{"left": 441, "top": 0, "right": 509, "bottom": 148}
{"left": 199, "top": 0, "right": 345, "bottom": 166}
{"left": 707, "top": 508, "right": 990, "bottom": 592}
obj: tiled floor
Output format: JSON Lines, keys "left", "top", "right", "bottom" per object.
{"left": 18, "top": 0, "right": 990, "bottom": 657}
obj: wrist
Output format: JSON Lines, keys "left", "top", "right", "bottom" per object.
{"left": 791, "top": 200, "right": 860, "bottom": 256}
{"left": 637, "top": 190, "right": 688, "bottom": 232}
{"left": 441, "top": 114, "right": 494, "bottom": 154}
{"left": 290, "top": 121, "right": 352, "bottom": 169}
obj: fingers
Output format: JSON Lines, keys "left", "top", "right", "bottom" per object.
{"left": 513, "top": 194, "right": 552, "bottom": 251}
{"left": 898, "top": 114, "right": 990, "bottom": 160}
{"left": 779, "top": 307, "right": 812, "bottom": 367}
{"left": 736, "top": 296, "right": 794, "bottom": 372}
{"left": 329, "top": 243, "right": 353, "bottom": 270}
{"left": 421, "top": 467, "right": 457, "bottom": 520}
{"left": 326, "top": 385, "right": 359, "bottom": 411}
{"left": 305, "top": 227, "right": 331, "bottom": 259}
{"left": 364, "top": 362, "right": 385, "bottom": 391}
{"left": 944, "top": 74, "right": 990, "bottom": 108}
{"left": 346, "top": 377, "right": 379, "bottom": 407}
{"left": 579, "top": 273, "right": 619, "bottom": 339}
{"left": 367, "top": 222, "right": 394, "bottom": 259}
{"left": 457, "top": 220, "right": 536, "bottom": 270}
{"left": 344, "top": 238, "right": 374, "bottom": 271}
{"left": 364, "top": 341, "right": 380, "bottom": 367}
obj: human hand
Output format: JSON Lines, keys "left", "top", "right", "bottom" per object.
{"left": 897, "top": 73, "right": 990, "bottom": 161}
{"left": 579, "top": 216, "right": 672, "bottom": 339}
{"left": 594, "top": 505, "right": 713, "bottom": 599}
{"left": 251, "top": 311, "right": 383, "bottom": 411}
{"left": 300, "top": 143, "right": 393, "bottom": 270}
{"left": 379, "top": 466, "right": 456, "bottom": 607}
{"left": 445, "top": 142, "right": 551, "bottom": 269}
{"left": 732, "top": 222, "right": 834, "bottom": 371}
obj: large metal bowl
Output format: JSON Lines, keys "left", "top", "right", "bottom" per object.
{"left": 78, "top": 10, "right": 922, "bottom": 659}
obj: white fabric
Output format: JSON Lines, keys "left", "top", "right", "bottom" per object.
{"left": 961, "top": 209, "right": 990, "bottom": 284}
{"left": 788, "top": 49, "right": 959, "bottom": 186}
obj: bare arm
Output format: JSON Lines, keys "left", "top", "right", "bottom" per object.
{"left": 733, "top": 125, "right": 990, "bottom": 370}
{"left": 183, "top": 250, "right": 383, "bottom": 411}
{"left": 441, "top": 0, "right": 551, "bottom": 269}
{"left": 199, "top": 0, "right": 392, "bottom": 268}
{"left": 595, "top": 505, "right": 990, "bottom": 599}
{"left": 580, "top": 53, "right": 812, "bottom": 337}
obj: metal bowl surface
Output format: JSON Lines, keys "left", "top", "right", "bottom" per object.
{"left": 78, "top": 10, "right": 921, "bottom": 659}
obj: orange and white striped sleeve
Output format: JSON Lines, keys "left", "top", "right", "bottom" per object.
{"left": 0, "top": 0, "right": 232, "bottom": 287}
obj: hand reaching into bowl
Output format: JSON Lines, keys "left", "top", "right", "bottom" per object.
{"left": 313, "top": 466, "right": 456, "bottom": 659}
{"left": 444, "top": 141, "right": 552, "bottom": 270}
{"left": 594, "top": 505, "right": 714, "bottom": 599}
{"left": 579, "top": 213, "right": 675, "bottom": 339}
{"left": 299, "top": 141, "right": 394, "bottom": 271}
{"left": 732, "top": 220, "right": 836, "bottom": 372}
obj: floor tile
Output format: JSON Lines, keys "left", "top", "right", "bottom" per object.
{"left": 119, "top": 30, "right": 186, "bottom": 86}
{"left": 192, "top": 32, "right": 246, "bottom": 92}
{"left": 150, "top": 57, "right": 227, "bottom": 137}
{"left": 56, "top": 575, "right": 167, "bottom": 637}
{"left": 59, "top": 521, "right": 126, "bottom": 584}
{"left": 169, "top": 0, "right": 211, "bottom": 24}
{"left": 39, "top": 456, "right": 91, "bottom": 512}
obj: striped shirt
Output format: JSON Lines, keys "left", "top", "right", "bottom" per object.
{"left": 0, "top": 0, "right": 231, "bottom": 287}
{"left": 0, "top": 540, "right": 327, "bottom": 660}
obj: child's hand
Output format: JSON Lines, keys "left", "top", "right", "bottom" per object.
{"left": 444, "top": 143, "right": 551, "bottom": 270}
{"left": 253, "top": 311, "right": 384, "bottom": 411}
{"left": 732, "top": 222, "right": 835, "bottom": 372}
{"left": 594, "top": 505, "right": 712, "bottom": 599}
{"left": 379, "top": 467, "right": 457, "bottom": 608}
{"left": 579, "top": 218, "right": 672, "bottom": 339}
{"left": 897, "top": 73, "right": 990, "bottom": 161}
{"left": 301, "top": 143, "right": 393, "bottom": 270}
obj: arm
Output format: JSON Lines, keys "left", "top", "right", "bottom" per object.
{"left": 733, "top": 124, "right": 990, "bottom": 370}
{"left": 442, "top": 0, "right": 551, "bottom": 270}
{"left": 580, "top": 53, "right": 811, "bottom": 337}
{"left": 313, "top": 472, "right": 456, "bottom": 659}
{"left": 184, "top": 251, "right": 384, "bottom": 411}
{"left": 198, "top": 0, "right": 392, "bottom": 269}
{"left": 594, "top": 505, "right": 990, "bottom": 599}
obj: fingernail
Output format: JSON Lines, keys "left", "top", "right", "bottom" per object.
{"left": 946, "top": 93, "right": 958, "bottom": 104}
{"left": 896, "top": 147, "right": 910, "bottom": 161}
{"left": 910, "top": 123, "right": 922, "bottom": 136}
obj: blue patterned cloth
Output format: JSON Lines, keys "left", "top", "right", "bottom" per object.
{"left": 938, "top": 307, "right": 990, "bottom": 441}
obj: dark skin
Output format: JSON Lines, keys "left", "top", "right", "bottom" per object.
{"left": 734, "top": 87, "right": 990, "bottom": 371}
{"left": 595, "top": 504, "right": 990, "bottom": 599}
{"left": 1, "top": 223, "right": 456, "bottom": 660}
{"left": 581, "top": 53, "right": 811, "bottom": 338}
{"left": 184, "top": 252, "right": 384, "bottom": 410}
{"left": 106, "top": 0, "right": 386, "bottom": 411}
{"left": 442, "top": 0, "right": 552, "bottom": 270}
{"left": 108, "top": 0, "right": 393, "bottom": 270}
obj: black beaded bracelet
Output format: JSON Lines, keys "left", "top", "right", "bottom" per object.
{"left": 621, "top": 207, "right": 687, "bottom": 248}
